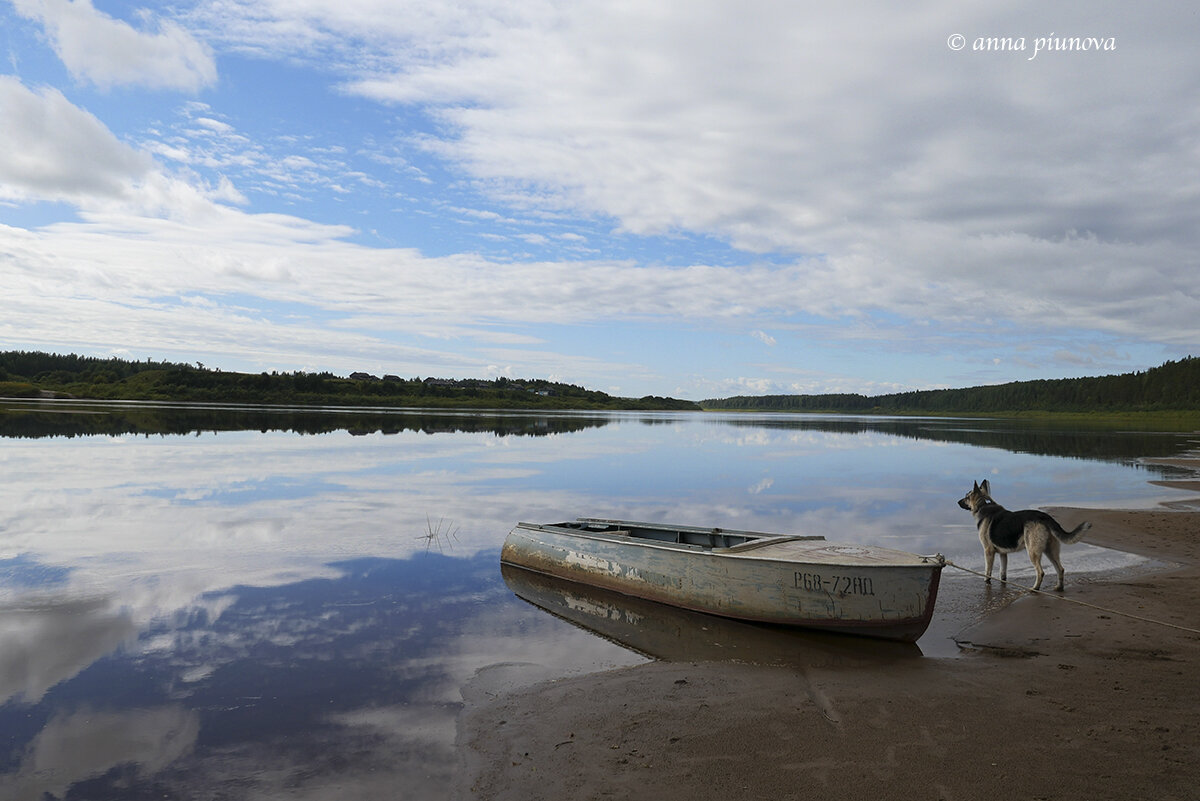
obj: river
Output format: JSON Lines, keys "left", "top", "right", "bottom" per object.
{"left": 0, "top": 400, "right": 1193, "bottom": 799}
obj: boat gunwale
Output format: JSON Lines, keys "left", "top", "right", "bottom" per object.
{"left": 512, "top": 521, "right": 945, "bottom": 571}
{"left": 571, "top": 516, "right": 824, "bottom": 541}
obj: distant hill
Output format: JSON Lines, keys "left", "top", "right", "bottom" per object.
{"left": 701, "top": 357, "right": 1200, "bottom": 413}
{"left": 0, "top": 351, "right": 700, "bottom": 411}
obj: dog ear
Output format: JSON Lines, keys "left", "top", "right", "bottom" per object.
{"left": 973, "top": 480, "right": 979, "bottom": 491}
{"left": 980, "top": 479, "right": 991, "bottom": 496}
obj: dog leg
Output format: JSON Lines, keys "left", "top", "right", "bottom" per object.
{"left": 998, "top": 552, "right": 1008, "bottom": 582}
{"left": 1029, "top": 552, "right": 1044, "bottom": 590}
{"left": 984, "top": 548, "right": 996, "bottom": 583}
{"left": 1047, "top": 539, "right": 1065, "bottom": 591}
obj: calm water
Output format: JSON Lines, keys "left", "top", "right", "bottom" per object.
{"left": 0, "top": 400, "right": 1194, "bottom": 799}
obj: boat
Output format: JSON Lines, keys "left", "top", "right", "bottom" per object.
{"left": 501, "top": 518, "right": 945, "bottom": 642}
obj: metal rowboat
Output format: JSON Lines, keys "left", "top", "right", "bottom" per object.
{"left": 501, "top": 518, "right": 944, "bottom": 642}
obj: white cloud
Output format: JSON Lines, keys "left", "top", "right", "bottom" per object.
{"left": 694, "top": 370, "right": 923, "bottom": 398}
{"left": 12, "top": 0, "right": 216, "bottom": 91}
{"left": 178, "top": 1, "right": 1200, "bottom": 354}
{"left": 0, "top": 79, "right": 269, "bottom": 220}
{"left": 194, "top": 117, "right": 235, "bottom": 135}
{"left": 748, "top": 477, "right": 773, "bottom": 495}
{"left": 751, "top": 330, "right": 776, "bottom": 347}
{"left": 3, "top": 198, "right": 1196, "bottom": 391}
{"left": 0, "top": 76, "right": 153, "bottom": 203}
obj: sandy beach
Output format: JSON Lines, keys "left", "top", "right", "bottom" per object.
{"left": 456, "top": 491, "right": 1200, "bottom": 799}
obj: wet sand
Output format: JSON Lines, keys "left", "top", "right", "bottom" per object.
{"left": 456, "top": 504, "right": 1200, "bottom": 800}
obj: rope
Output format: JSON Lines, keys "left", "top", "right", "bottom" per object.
{"left": 943, "top": 559, "right": 1200, "bottom": 636}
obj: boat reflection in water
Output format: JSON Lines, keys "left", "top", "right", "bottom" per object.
{"left": 501, "top": 563, "right": 922, "bottom": 668}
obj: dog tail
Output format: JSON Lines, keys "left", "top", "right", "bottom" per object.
{"left": 1053, "top": 520, "right": 1091, "bottom": 545}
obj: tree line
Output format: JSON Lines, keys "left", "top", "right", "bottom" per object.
{"left": 0, "top": 351, "right": 700, "bottom": 411}
{"left": 6, "top": 350, "right": 1196, "bottom": 414}
{"left": 702, "top": 357, "right": 1200, "bottom": 413}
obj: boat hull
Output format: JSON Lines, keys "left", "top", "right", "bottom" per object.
{"left": 502, "top": 563, "right": 923, "bottom": 662}
{"left": 501, "top": 521, "right": 943, "bottom": 642}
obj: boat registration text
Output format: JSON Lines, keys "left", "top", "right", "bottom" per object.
{"left": 794, "top": 572, "right": 875, "bottom": 597}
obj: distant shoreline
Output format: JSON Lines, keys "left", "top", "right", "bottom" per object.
{"left": 696, "top": 405, "right": 1200, "bottom": 428}
{"left": 5, "top": 396, "right": 1199, "bottom": 431}
{"left": 1, "top": 390, "right": 699, "bottom": 412}
{"left": 4, "top": 350, "right": 1198, "bottom": 417}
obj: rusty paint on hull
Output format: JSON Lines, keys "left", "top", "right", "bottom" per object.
{"left": 501, "top": 520, "right": 944, "bottom": 642}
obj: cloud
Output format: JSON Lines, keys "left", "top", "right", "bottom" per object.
{"left": 751, "top": 330, "right": 776, "bottom": 347}
{"left": 2, "top": 200, "right": 1195, "bottom": 391}
{"left": 748, "top": 477, "right": 773, "bottom": 495}
{"left": 193, "top": 116, "right": 235, "bottom": 135}
{"left": 136, "top": 103, "right": 385, "bottom": 211}
{"left": 181, "top": 1, "right": 1200, "bottom": 351}
{"left": 12, "top": 0, "right": 216, "bottom": 91}
{"left": 694, "top": 370, "right": 921, "bottom": 399}
{"left": 0, "top": 77, "right": 259, "bottom": 218}
{"left": 0, "top": 76, "right": 154, "bottom": 203}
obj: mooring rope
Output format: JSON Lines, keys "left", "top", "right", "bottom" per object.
{"left": 943, "top": 559, "right": 1200, "bottom": 636}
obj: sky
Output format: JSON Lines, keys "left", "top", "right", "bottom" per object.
{"left": 0, "top": 0, "right": 1197, "bottom": 400}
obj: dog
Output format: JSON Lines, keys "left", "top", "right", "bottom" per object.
{"left": 957, "top": 479, "right": 1091, "bottom": 591}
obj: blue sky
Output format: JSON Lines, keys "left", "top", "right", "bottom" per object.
{"left": 1, "top": 1, "right": 1197, "bottom": 399}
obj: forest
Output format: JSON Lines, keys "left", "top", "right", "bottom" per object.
{"left": 4, "top": 351, "right": 1198, "bottom": 415}
{"left": 0, "top": 351, "right": 700, "bottom": 411}
{"left": 701, "top": 357, "right": 1200, "bottom": 413}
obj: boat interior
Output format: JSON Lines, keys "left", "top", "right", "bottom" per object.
{"left": 561, "top": 518, "right": 823, "bottom": 551}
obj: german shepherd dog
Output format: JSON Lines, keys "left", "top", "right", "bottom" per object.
{"left": 957, "top": 480, "right": 1091, "bottom": 591}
